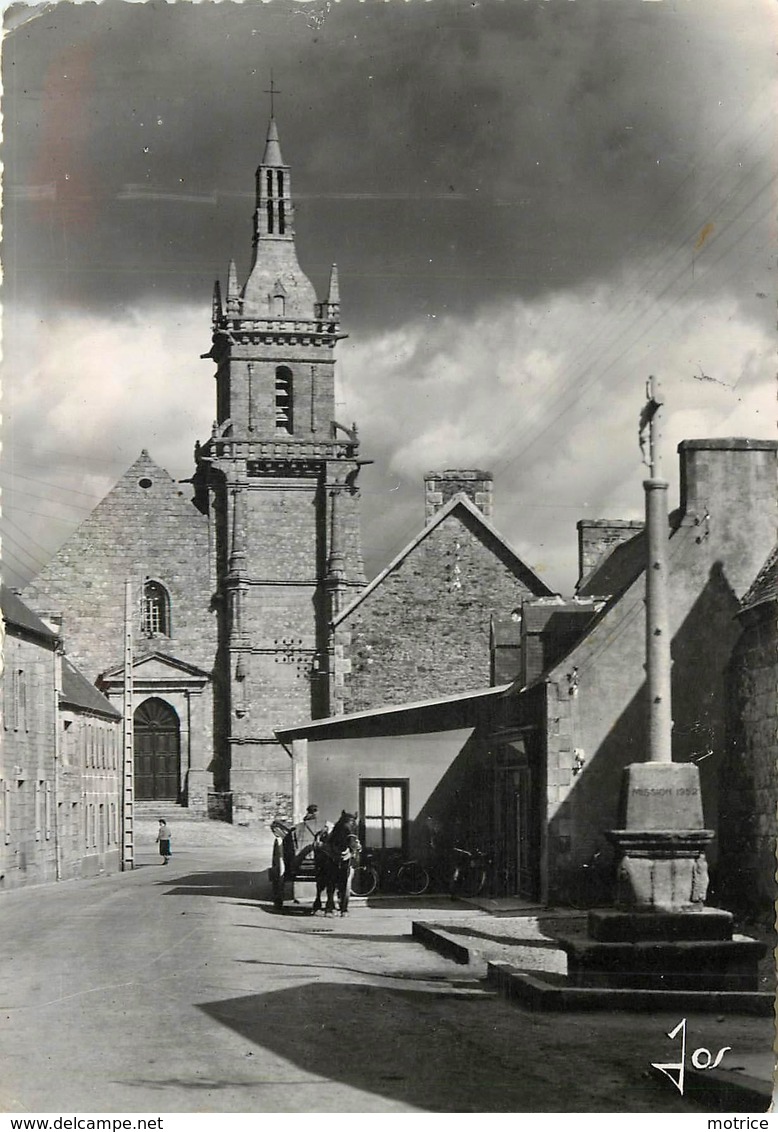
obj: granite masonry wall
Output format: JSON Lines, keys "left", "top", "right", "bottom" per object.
{"left": 1, "top": 623, "right": 121, "bottom": 891}
{"left": 720, "top": 608, "right": 778, "bottom": 923}
{"left": 1, "top": 630, "right": 59, "bottom": 889}
{"left": 338, "top": 506, "right": 547, "bottom": 715}
{"left": 24, "top": 451, "right": 217, "bottom": 684}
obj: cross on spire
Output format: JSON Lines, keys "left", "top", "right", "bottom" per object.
{"left": 264, "top": 73, "right": 282, "bottom": 118}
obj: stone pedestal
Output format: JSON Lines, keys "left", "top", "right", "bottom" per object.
{"left": 557, "top": 761, "right": 765, "bottom": 994}
{"left": 610, "top": 761, "right": 712, "bottom": 910}
{"left": 608, "top": 829, "right": 713, "bottom": 909}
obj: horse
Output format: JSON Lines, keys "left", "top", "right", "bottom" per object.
{"left": 312, "top": 811, "right": 361, "bottom": 916}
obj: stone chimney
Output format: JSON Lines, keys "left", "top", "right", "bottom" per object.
{"left": 678, "top": 438, "right": 778, "bottom": 598}
{"left": 424, "top": 470, "right": 493, "bottom": 524}
{"left": 576, "top": 519, "right": 644, "bottom": 588}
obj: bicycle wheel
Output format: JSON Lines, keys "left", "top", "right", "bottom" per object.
{"left": 350, "top": 864, "right": 379, "bottom": 897}
{"left": 397, "top": 861, "right": 430, "bottom": 896}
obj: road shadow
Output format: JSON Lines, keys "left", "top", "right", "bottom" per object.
{"left": 196, "top": 981, "right": 700, "bottom": 1112}
{"left": 157, "top": 870, "right": 270, "bottom": 901}
{"left": 197, "top": 982, "right": 499, "bottom": 1110}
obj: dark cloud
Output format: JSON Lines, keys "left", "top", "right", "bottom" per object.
{"left": 4, "top": 0, "right": 774, "bottom": 333}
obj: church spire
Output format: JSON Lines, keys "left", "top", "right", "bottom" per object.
{"left": 253, "top": 113, "right": 294, "bottom": 243}
{"left": 262, "top": 116, "right": 285, "bottom": 167}
{"left": 237, "top": 110, "right": 317, "bottom": 319}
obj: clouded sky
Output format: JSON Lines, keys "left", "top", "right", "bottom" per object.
{"left": 3, "top": 0, "right": 776, "bottom": 592}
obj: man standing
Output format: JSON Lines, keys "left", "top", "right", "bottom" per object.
{"left": 270, "top": 804, "right": 327, "bottom": 909}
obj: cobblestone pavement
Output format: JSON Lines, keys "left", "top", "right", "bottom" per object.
{"left": 0, "top": 838, "right": 772, "bottom": 1114}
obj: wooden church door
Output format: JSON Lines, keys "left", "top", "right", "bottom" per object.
{"left": 134, "top": 698, "right": 181, "bottom": 801}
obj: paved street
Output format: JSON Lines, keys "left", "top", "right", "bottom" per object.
{"left": 0, "top": 837, "right": 770, "bottom": 1114}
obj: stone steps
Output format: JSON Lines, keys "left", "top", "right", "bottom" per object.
{"left": 133, "top": 802, "right": 211, "bottom": 823}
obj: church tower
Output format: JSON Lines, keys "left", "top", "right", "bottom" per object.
{"left": 196, "top": 113, "right": 366, "bottom": 823}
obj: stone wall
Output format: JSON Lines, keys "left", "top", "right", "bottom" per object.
{"left": 0, "top": 630, "right": 59, "bottom": 889}
{"left": 339, "top": 506, "right": 544, "bottom": 714}
{"left": 25, "top": 451, "right": 217, "bottom": 683}
{"left": 61, "top": 710, "right": 122, "bottom": 880}
{"left": 0, "top": 621, "right": 121, "bottom": 891}
{"left": 424, "top": 470, "right": 493, "bottom": 523}
{"left": 543, "top": 523, "right": 749, "bottom": 904}
{"left": 719, "top": 608, "right": 778, "bottom": 923}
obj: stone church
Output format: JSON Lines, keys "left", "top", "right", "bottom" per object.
{"left": 24, "top": 115, "right": 551, "bottom": 824}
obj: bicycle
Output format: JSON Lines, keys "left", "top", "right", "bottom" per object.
{"left": 448, "top": 846, "right": 491, "bottom": 898}
{"left": 350, "top": 849, "right": 430, "bottom": 897}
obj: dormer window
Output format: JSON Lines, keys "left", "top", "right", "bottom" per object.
{"left": 141, "top": 580, "right": 170, "bottom": 637}
{"left": 275, "top": 366, "right": 293, "bottom": 433}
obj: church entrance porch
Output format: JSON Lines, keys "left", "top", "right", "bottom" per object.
{"left": 99, "top": 651, "right": 214, "bottom": 815}
{"left": 134, "top": 698, "right": 181, "bottom": 801}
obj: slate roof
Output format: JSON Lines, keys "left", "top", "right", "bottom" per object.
{"left": 276, "top": 682, "right": 512, "bottom": 742}
{"left": 1, "top": 585, "right": 59, "bottom": 644}
{"left": 61, "top": 658, "right": 121, "bottom": 719}
{"left": 740, "top": 544, "right": 778, "bottom": 613}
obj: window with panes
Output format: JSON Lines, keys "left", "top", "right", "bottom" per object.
{"left": 360, "top": 780, "right": 408, "bottom": 852}
{"left": 141, "top": 581, "right": 170, "bottom": 637}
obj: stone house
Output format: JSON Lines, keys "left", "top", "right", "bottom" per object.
{"left": 331, "top": 472, "right": 553, "bottom": 716}
{"left": 1, "top": 586, "right": 121, "bottom": 890}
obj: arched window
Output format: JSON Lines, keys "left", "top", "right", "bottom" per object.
{"left": 275, "top": 366, "right": 293, "bottom": 434}
{"left": 141, "top": 581, "right": 170, "bottom": 637}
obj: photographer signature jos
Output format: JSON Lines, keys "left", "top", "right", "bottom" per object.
{"left": 652, "top": 1018, "right": 731, "bottom": 1095}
